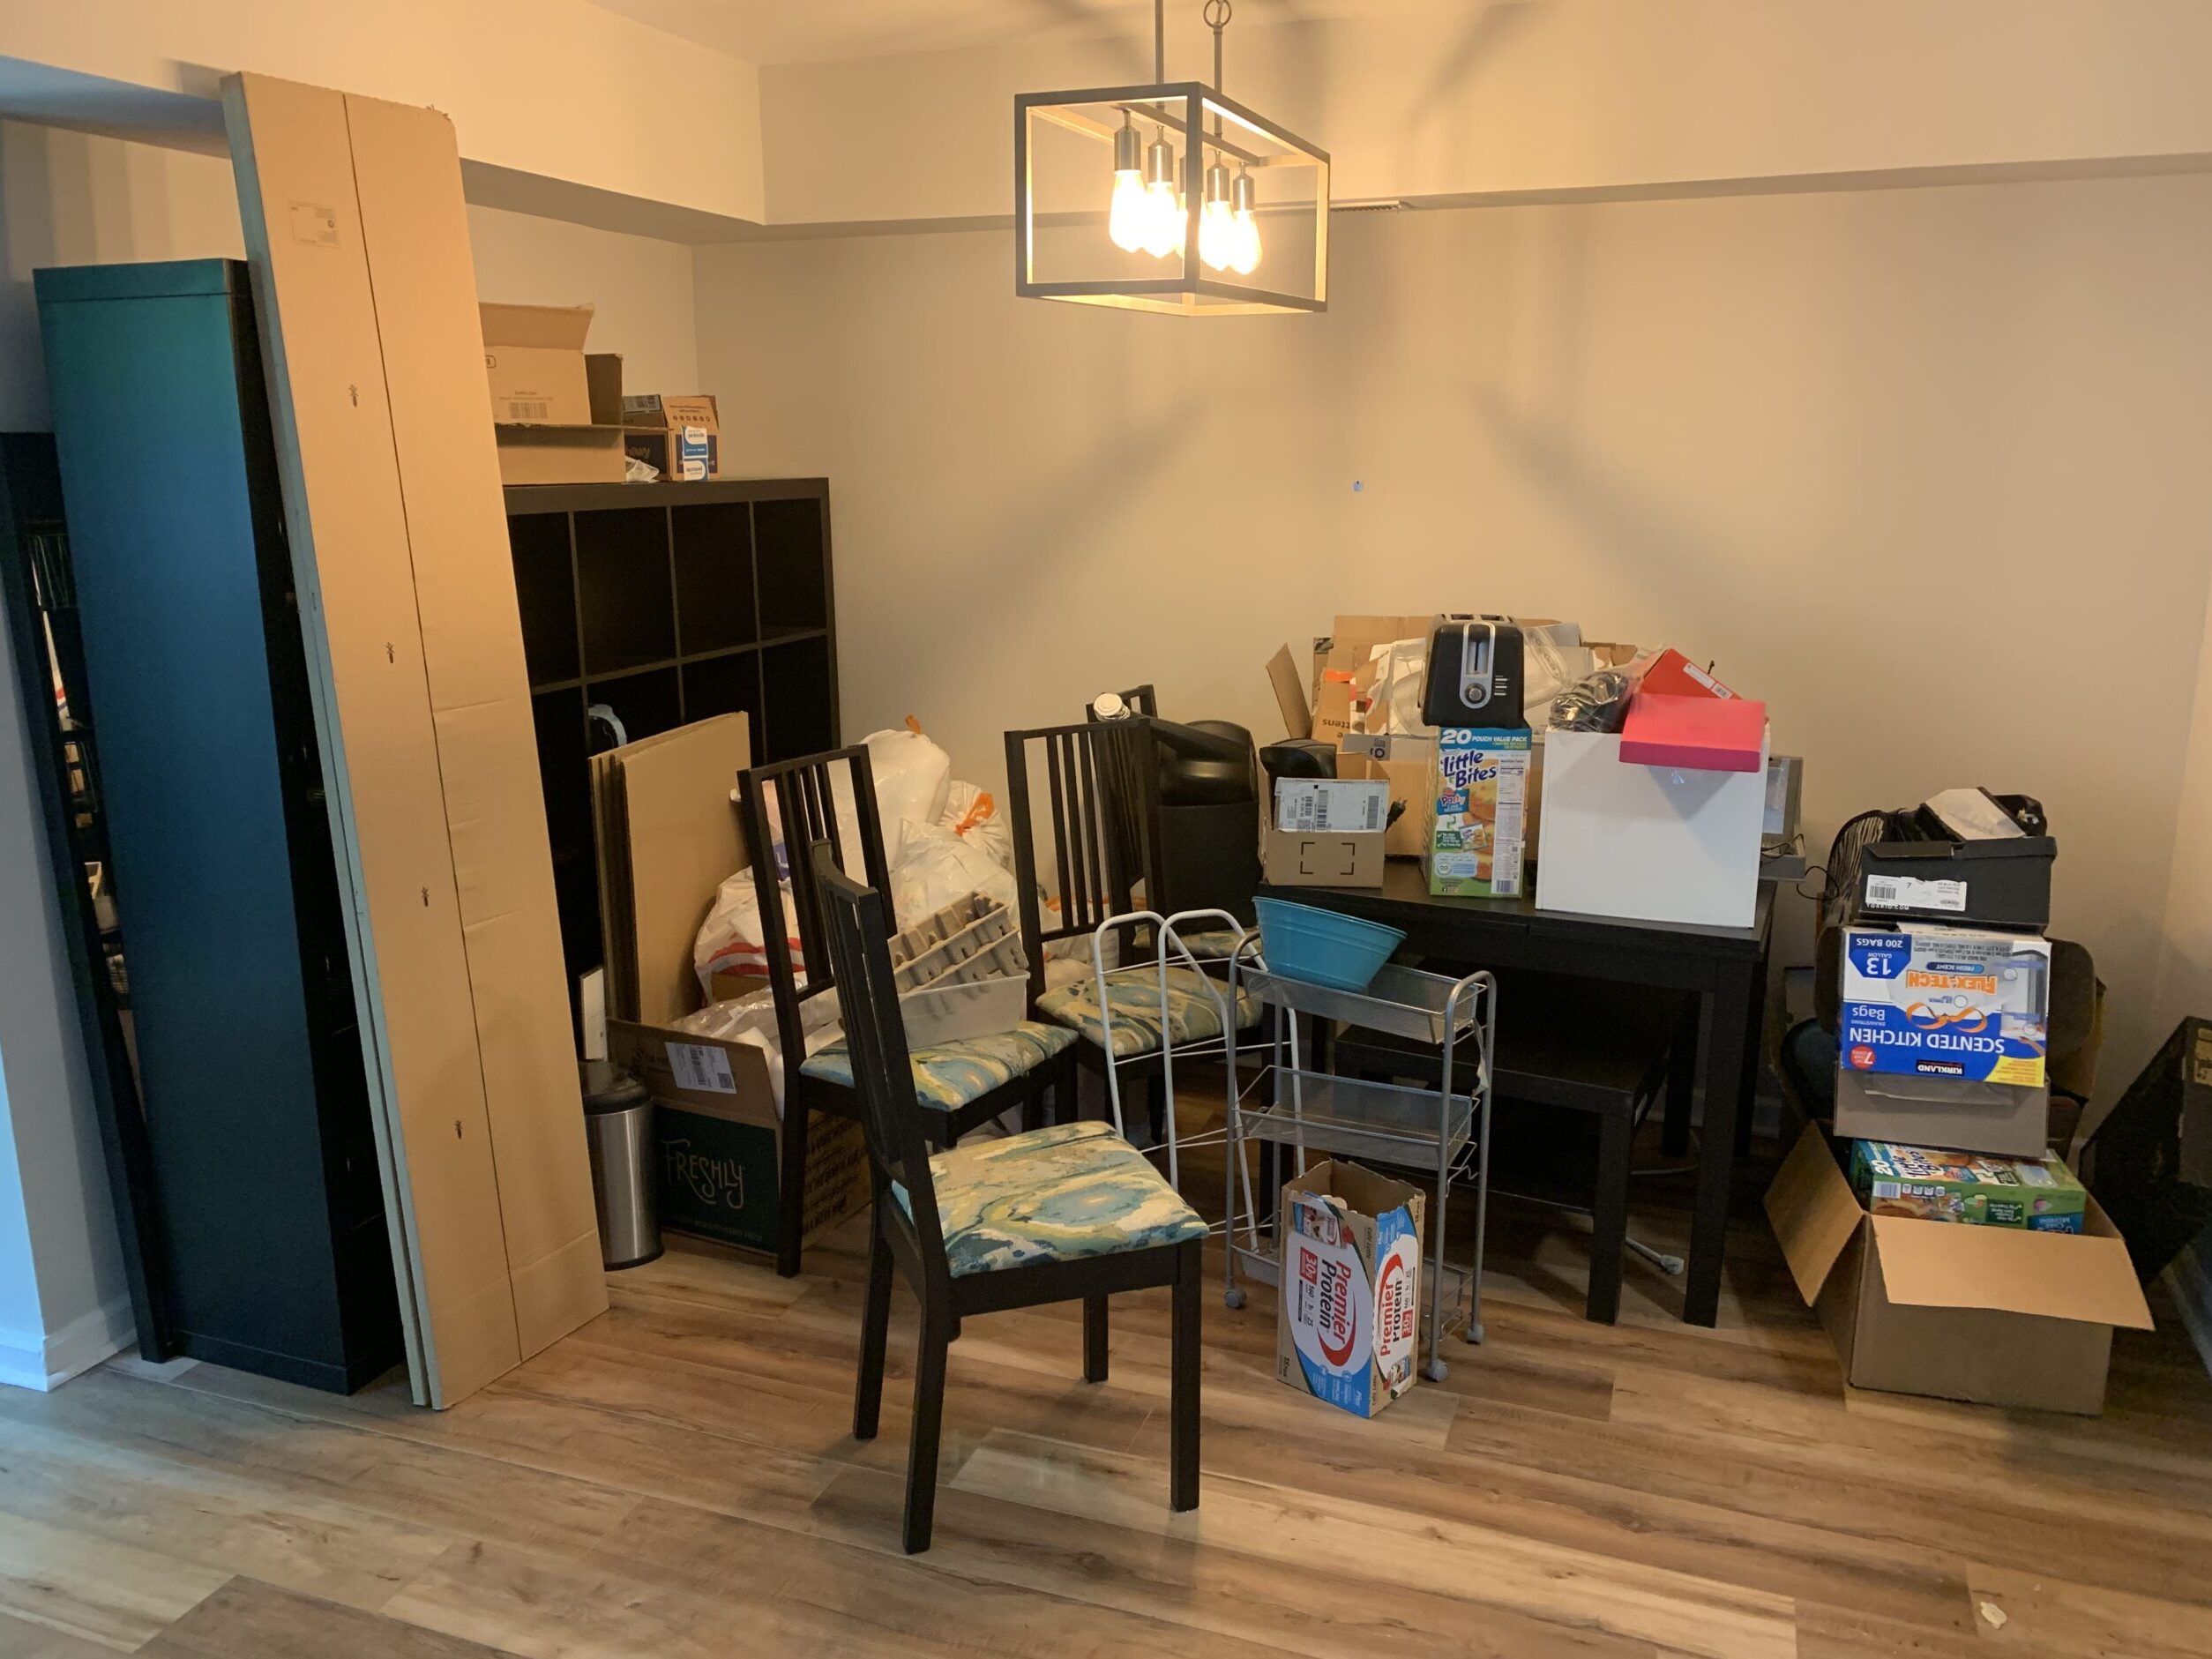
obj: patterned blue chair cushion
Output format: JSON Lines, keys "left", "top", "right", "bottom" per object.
{"left": 802, "top": 1020, "right": 1076, "bottom": 1111}
{"left": 899, "top": 1119, "right": 1207, "bottom": 1277}
{"left": 1168, "top": 925, "right": 1247, "bottom": 961}
{"left": 1037, "top": 965, "right": 1259, "bottom": 1059}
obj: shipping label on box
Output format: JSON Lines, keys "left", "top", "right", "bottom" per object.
{"left": 1275, "top": 778, "right": 1390, "bottom": 833}
{"left": 1841, "top": 926, "right": 2051, "bottom": 1087}
{"left": 1277, "top": 1161, "right": 1424, "bottom": 1418}
{"left": 1426, "top": 729, "right": 1530, "bottom": 898}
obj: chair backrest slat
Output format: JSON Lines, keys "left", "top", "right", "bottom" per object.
{"left": 812, "top": 841, "right": 953, "bottom": 1291}
{"left": 1003, "top": 719, "right": 1162, "bottom": 1002}
{"left": 735, "top": 746, "right": 895, "bottom": 1067}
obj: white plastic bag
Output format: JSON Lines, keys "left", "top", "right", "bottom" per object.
{"left": 864, "top": 723, "right": 952, "bottom": 842}
{"left": 939, "top": 779, "right": 1013, "bottom": 869}
{"left": 890, "top": 820, "right": 1019, "bottom": 923}
{"left": 692, "top": 871, "right": 803, "bottom": 999}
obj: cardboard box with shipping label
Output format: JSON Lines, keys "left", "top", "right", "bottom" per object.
{"left": 1261, "top": 828, "right": 1384, "bottom": 888}
{"left": 1425, "top": 729, "right": 1530, "bottom": 899}
{"left": 623, "top": 392, "right": 721, "bottom": 481}
{"left": 1277, "top": 1160, "right": 1425, "bottom": 1418}
{"left": 478, "top": 303, "right": 630, "bottom": 483}
{"left": 1841, "top": 926, "right": 2051, "bottom": 1089}
{"left": 1765, "top": 1125, "right": 2150, "bottom": 1414}
{"left": 1850, "top": 1140, "right": 2088, "bottom": 1232}
{"left": 1276, "top": 778, "right": 1389, "bottom": 834}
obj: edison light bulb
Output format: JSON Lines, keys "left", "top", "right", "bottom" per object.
{"left": 1198, "top": 158, "right": 1235, "bottom": 271}
{"left": 1110, "top": 169, "right": 1148, "bottom": 252}
{"left": 1108, "top": 123, "right": 1147, "bottom": 253}
{"left": 1229, "top": 168, "right": 1262, "bottom": 275}
{"left": 1140, "top": 131, "right": 1183, "bottom": 258}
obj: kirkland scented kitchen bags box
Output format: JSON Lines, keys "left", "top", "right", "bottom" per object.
{"left": 1277, "top": 1161, "right": 1425, "bottom": 1418}
{"left": 1839, "top": 925, "right": 2051, "bottom": 1087}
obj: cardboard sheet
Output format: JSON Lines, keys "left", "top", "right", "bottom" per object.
{"left": 224, "top": 71, "right": 513, "bottom": 1407}
{"left": 347, "top": 90, "right": 606, "bottom": 1364}
{"left": 226, "top": 72, "right": 606, "bottom": 1404}
{"left": 1868, "top": 1207, "right": 2151, "bottom": 1328}
{"left": 594, "top": 715, "right": 753, "bottom": 1026}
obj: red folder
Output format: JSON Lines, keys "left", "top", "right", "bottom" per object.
{"left": 1618, "top": 692, "right": 1766, "bottom": 773}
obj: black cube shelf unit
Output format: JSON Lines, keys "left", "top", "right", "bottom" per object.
{"left": 505, "top": 477, "right": 838, "bottom": 995}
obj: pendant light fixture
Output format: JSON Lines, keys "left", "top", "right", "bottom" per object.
{"left": 1014, "top": 0, "right": 1329, "bottom": 314}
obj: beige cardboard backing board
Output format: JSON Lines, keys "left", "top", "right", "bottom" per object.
{"left": 224, "top": 72, "right": 603, "bottom": 1406}
{"left": 346, "top": 92, "right": 605, "bottom": 1363}
{"left": 593, "top": 714, "right": 753, "bottom": 1026}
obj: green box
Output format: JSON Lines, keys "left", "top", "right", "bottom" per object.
{"left": 1850, "top": 1140, "right": 2086, "bottom": 1232}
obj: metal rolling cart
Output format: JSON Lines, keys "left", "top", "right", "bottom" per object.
{"left": 1222, "top": 944, "right": 1496, "bottom": 1380}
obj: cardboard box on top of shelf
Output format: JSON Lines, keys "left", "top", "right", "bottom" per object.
{"left": 592, "top": 711, "right": 868, "bottom": 1255}
{"left": 622, "top": 392, "right": 721, "bottom": 482}
{"left": 1764, "top": 1125, "right": 2151, "bottom": 1415}
{"left": 478, "top": 301, "right": 628, "bottom": 484}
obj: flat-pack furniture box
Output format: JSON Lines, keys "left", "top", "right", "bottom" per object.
{"left": 622, "top": 392, "right": 721, "bottom": 481}
{"left": 590, "top": 712, "right": 868, "bottom": 1254}
{"left": 478, "top": 302, "right": 627, "bottom": 484}
{"left": 1765, "top": 1125, "right": 2151, "bottom": 1414}
{"left": 1535, "top": 724, "right": 1768, "bottom": 927}
{"left": 225, "top": 74, "right": 606, "bottom": 1406}
{"left": 1278, "top": 1160, "right": 1425, "bottom": 1418}
{"left": 1425, "top": 729, "right": 1531, "bottom": 899}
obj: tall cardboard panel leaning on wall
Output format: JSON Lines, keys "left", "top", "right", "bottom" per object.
{"left": 345, "top": 93, "right": 607, "bottom": 1362}
{"left": 223, "top": 73, "right": 515, "bottom": 1404}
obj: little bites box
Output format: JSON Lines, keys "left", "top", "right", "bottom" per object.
{"left": 1841, "top": 926, "right": 2051, "bottom": 1087}
{"left": 1277, "top": 1161, "right": 1424, "bottom": 1418}
{"left": 1426, "top": 729, "right": 1531, "bottom": 899}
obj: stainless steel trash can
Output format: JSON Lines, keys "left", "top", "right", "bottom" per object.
{"left": 581, "top": 1060, "right": 661, "bottom": 1269}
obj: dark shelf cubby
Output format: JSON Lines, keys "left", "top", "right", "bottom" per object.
{"left": 505, "top": 478, "right": 838, "bottom": 1001}
{"left": 575, "top": 506, "right": 676, "bottom": 675}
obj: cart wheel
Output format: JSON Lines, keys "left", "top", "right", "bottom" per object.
{"left": 1223, "top": 1286, "right": 1247, "bottom": 1311}
{"left": 1423, "top": 1357, "right": 1449, "bottom": 1382}
{"left": 1657, "top": 1254, "right": 1685, "bottom": 1276}
{"left": 1463, "top": 1322, "right": 1485, "bottom": 1345}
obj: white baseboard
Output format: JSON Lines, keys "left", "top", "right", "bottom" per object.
{"left": 2164, "top": 1239, "right": 2212, "bottom": 1385}
{"left": 0, "top": 1295, "right": 134, "bottom": 1393}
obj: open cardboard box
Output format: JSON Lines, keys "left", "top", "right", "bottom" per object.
{"left": 593, "top": 713, "right": 867, "bottom": 1255}
{"left": 1764, "top": 1125, "right": 2152, "bottom": 1415}
{"left": 480, "top": 302, "right": 629, "bottom": 484}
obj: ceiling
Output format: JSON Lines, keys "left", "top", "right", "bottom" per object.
{"left": 585, "top": 0, "right": 1415, "bottom": 67}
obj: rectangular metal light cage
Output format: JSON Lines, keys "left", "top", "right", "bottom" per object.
{"left": 1016, "top": 82, "right": 1329, "bottom": 315}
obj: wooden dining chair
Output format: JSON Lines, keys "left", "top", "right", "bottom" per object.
{"left": 814, "top": 841, "right": 1205, "bottom": 1554}
{"left": 1003, "top": 719, "right": 1260, "bottom": 1136}
{"left": 738, "top": 748, "right": 1077, "bottom": 1278}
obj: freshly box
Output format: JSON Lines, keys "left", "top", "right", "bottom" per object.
{"left": 1850, "top": 1141, "right": 2088, "bottom": 1232}
{"left": 1425, "top": 728, "right": 1530, "bottom": 899}
{"left": 1277, "top": 1160, "right": 1425, "bottom": 1418}
{"left": 1765, "top": 1125, "right": 2151, "bottom": 1415}
{"left": 1840, "top": 925, "right": 2051, "bottom": 1088}
{"left": 622, "top": 392, "right": 721, "bottom": 481}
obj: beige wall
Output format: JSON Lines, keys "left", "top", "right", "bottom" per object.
{"left": 696, "top": 172, "right": 2212, "bottom": 1087}
{"left": 1, "top": 122, "right": 702, "bottom": 430}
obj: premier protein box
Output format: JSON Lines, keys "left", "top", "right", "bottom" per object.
{"left": 1840, "top": 924, "right": 2051, "bottom": 1088}
{"left": 1276, "top": 1160, "right": 1425, "bottom": 1418}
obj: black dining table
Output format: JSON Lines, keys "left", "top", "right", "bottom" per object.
{"left": 1255, "top": 861, "right": 1775, "bottom": 1326}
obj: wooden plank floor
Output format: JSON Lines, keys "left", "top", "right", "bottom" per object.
{"left": 3, "top": 1123, "right": 2210, "bottom": 1658}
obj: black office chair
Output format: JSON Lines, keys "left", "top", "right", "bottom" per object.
{"left": 817, "top": 841, "right": 1205, "bottom": 1554}
{"left": 738, "top": 747, "right": 1076, "bottom": 1278}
